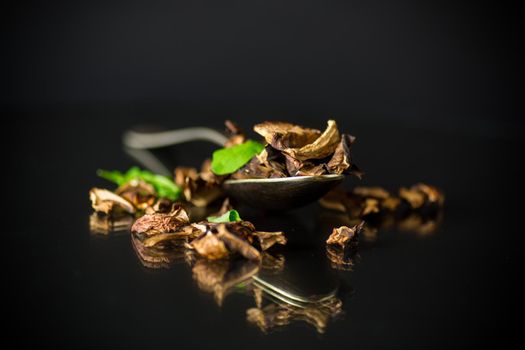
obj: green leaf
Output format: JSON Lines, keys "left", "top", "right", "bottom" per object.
{"left": 97, "top": 167, "right": 181, "bottom": 201}
{"left": 97, "top": 169, "right": 126, "bottom": 185}
{"left": 207, "top": 210, "right": 242, "bottom": 223}
{"left": 211, "top": 140, "right": 264, "bottom": 175}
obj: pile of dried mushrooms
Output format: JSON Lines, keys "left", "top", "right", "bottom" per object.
{"left": 231, "top": 119, "right": 362, "bottom": 179}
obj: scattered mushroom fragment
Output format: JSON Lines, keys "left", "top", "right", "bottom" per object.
{"left": 251, "top": 231, "right": 287, "bottom": 251}
{"left": 115, "top": 180, "right": 156, "bottom": 210}
{"left": 399, "top": 183, "right": 444, "bottom": 209}
{"left": 191, "top": 232, "right": 230, "bottom": 260}
{"left": 131, "top": 205, "right": 190, "bottom": 236}
{"left": 224, "top": 120, "right": 247, "bottom": 147}
{"left": 215, "top": 224, "right": 261, "bottom": 260}
{"left": 326, "top": 222, "right": 364, "bottom": 249}
{"left": 90, "top": 188, "right": 135, "bottom": 215}
{"left": 174, "top": 164, "right": 223, "bottom": 207}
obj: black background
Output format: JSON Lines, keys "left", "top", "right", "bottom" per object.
{"left": 3, "top": 1, "right": 522, "bottom": 349}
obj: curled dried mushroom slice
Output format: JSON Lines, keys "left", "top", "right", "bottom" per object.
{"left": 141, "top": 225, "right": 202, "bottom": 248}
{"left": 326, "top": 221, "right": 364, "bottom": 249}
{"left": 90, "top": 188, "right": 135, "bottom": 215}
{"left": 326, "top": 134, "right": 356, "bottom": 175}
{"left": 254, "top": 121, "right": 321, "bottom": 151}
{"left": 216, "top": 224, "right": 261, "bottom": 261}
{"left": 283, "top": 120, "right": 341, "bottom": 161}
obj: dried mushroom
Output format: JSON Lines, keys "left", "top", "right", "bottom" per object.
{"left": 283, "top": 120, "right": 341, "bottom": 161}
{"left": 175, "top": 164, "right": 223, "bottom": 207}
{"left": 326, "top": 222, "right": 364, "bottom": 249}
{"left": 115, "top": 180, "right": 156, "bottom": 210}
{"left": 251, "top": 231, "right": 287, "bottom": 251}
{"left": 216, "top": 224, "right": 261, "bottom": 260}
{"left": 131, "top": 205, "right": 190, "bottom": 236}
{"left": 326, "top": 134, "right": 355, "bottom": 175}
{"left": 253, "top": 121, "right": 321, "bottom": 151}
{"left": 191, "top": 232, "right": 230, "bottom": 260}
{"left": 224, "top": 120, "right": 247, "bottom": 147}
{"left": 90, "top": 188, "right": 135, "bottom": 215}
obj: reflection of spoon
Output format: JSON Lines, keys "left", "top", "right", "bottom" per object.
{"left": 254, "top": 250, "right": 340, "bottom": 305}
{"left": 123, "top": 127, "right": 345, "bottom": 210}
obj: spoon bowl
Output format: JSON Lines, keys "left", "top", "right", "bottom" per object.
{"left": 223, "top": 174, "right": 344, "bottom": 210}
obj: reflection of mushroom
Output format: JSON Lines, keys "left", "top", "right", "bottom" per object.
{"left": 326, "top": 245, "right": 360, "bottom": 271}
{"left": 89, "top": 213, "right": 133, "bottom": 235}
{"left": 191, "top": 258, "right": 259, "bottom": 306}
{"left": 131, "top": 234, "right": 189, "bottom": 269}
{"left": 246, "top": 296, "right": 343, "bottom": 334}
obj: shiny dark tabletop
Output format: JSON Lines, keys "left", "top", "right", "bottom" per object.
{"left": 7, "top": 115, "right": 520, "bottom": 349}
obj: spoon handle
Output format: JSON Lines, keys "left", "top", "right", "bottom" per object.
{"left": 123, "top": 127, "right": 228, "bottom": 149}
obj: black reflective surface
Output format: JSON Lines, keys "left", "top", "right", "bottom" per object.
{"left": 7, "top": 115, "right": 520, "bottom": 349}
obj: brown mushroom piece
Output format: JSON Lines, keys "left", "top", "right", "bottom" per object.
{"left": 251, "top": 231, "right": 287, "bottom": 251}
{"left": 224, "top": 120, "right": 247, "bottom": 147}
{"left": 216, "top": 224, "right": 261, "bottom": 261}
{"left": 131, "top": 205, "right": 190, "bottom": 236}
{"left": 326, "top": 133, "right": 356, "bottom": 175}
{"left": 175, "top": 165, "right": 223, "bottom": 207}
{"left": 190, "top": 232, "right": 230, "bottom": 260}
{"left": 254, "top": 121, "right": 321, "bottom": 151}
{"left": 115, "top": 180, "right": 156, "bottom": 210}
{"left": 283, "top": 120, "right": 341, "bottom": 161}
{"left": 326, "top": 221, "right": 364, "bottom": 249}
{"left": 89, "top": 188, "right": 135, "bottom": 215}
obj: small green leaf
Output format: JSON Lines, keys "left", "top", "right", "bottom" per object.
{"left": 207, "top": 209, "right": 242, "bottom": 223}
{"left": 97, "top": 169, "right": 126, "bottom": 185}
{"left": 211, "top": 140, "right": 264, "bottom": 175}
{"left": 97, "top": 167, "right": 181, "bottom": 201}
